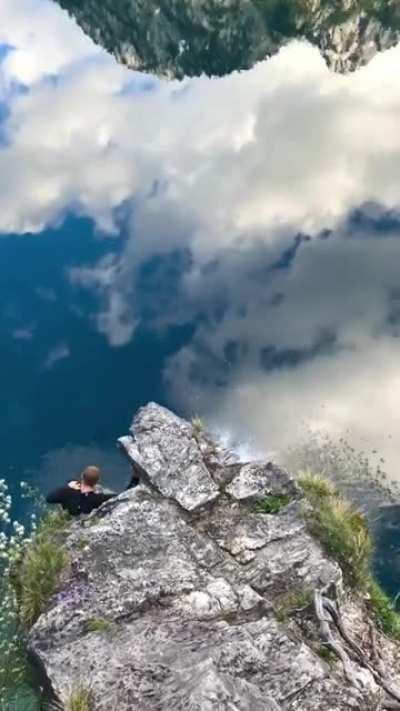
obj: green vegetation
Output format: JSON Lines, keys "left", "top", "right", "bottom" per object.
{"left": 315, "top": 643, "right": 338, "bottom": 666}
{"left": 255, "top": 0, "right": 400, "bottom": 35}
{"left": 297, "top": 470, "right": 336, "bottom": 500}
{"left": 62, "top": 683, "right": 93, "bottom": 711}
{"left": 298, "top": 470, "right": 372, "bottom": 587}
{"left": 0, "top": 692, "right": 45, "bottom": 711}
{"left": 76, "top": 538, "right": 88, "bottom": 550}
{"left": 84, "top": 617, "right": 113, "bottom": 634}
{"left": 274, "top": 586, "right": 313, "bottom": 622}
{"left": 14, "top": 509, "right": 70, "bottom": 628}
{"left": 285, "top": 429, "right": 398, "bottom": 515}
{"left": 191, "top": 416, "right": 205, "bottom": 437}
{"left": 0, "top": 479, "right": 72, "bottom": 705}
{"left": 253, "top": 493, "right": 292, "bottom": 515}
{"left": 298, "top": 470, "right": 400, "bottom": 639}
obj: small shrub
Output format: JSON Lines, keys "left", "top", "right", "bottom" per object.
{"left": 253, "top": 493, "right": 292, "bottom": 515}
{"left": 84, "top": 617, "right": 113, "bottom": 634}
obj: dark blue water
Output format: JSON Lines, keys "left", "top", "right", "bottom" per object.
{"left": 0, "top": 214, "right": 195, "bottom": 511}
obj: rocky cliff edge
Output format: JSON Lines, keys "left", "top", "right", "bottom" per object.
{"left": 29, "top": 403, "right": 400, "bottom": 709}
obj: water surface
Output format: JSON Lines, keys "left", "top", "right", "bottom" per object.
{"left": 1, "top": 0, "right": 400, "bottom": 600}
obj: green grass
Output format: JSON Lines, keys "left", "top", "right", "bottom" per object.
{"left": 13, "top": 508, "right": 70, "bottom": 628}
{"left": 63, "top": 683, "right": 93, "bottom": 711}
{"left": 253, "top": 493, "right": 292, "bottom": 515}
{"left": 298, "top": 471, "right": 372, "bottom": 587}
{"left": 298, "top": 471, "right": 400, "bottom": 639}
{"left": 275, "top": 586, "right": 313, "bottom": 622}
{"left": 297, "top": 469, "right": 336, "bottom": 500}
{"left": 84, "top": 617, "right": 113, "bottom": 634}
{"left": 254, "top": 0, "right": 400, "bottom": 40}
{"left": 191, "top": 416, "right": 205, "bottom": 437}
{"left": 315, "top": 643, "right": 338, "bottom": 666}
{"left": 0, "top": 687, "right": 45, "bottom": 710}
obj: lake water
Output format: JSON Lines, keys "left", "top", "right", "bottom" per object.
{"left": 1, "top": 4, "right": 400, "bottom": 701}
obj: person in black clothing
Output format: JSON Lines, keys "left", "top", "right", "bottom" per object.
{"left": 46, "top": 464, "right": 139, "bottom": 517}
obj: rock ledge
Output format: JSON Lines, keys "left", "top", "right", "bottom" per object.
{"left": 29, "top": 404, "right": 400, "bottom": 710}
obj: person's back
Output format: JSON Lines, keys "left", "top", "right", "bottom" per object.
{"left": 46, "top": 466, "right": 120, "bottom": 516}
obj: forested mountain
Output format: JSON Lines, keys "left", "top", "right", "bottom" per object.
{"left": 57, "top": 0, "right": 400, "bottom": 78}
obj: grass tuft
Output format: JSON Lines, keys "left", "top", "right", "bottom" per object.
{"left": 60, "top": 683, "right": 93, "bottom": 711}
{"left": 298, "top": 470, "right": 372, "bottom": 587}
{"left": 274, "top": 586, "right": 313, "bottom": 622}
{"left": 13, "top": 508, "right": 70, "bottom": 628}
{"left": 315, "top": 643, "right": 338, "bottom": 666}
{"left": 298, "top": 470, "right": 400, "bottom": 639}
{"left": 84, "top": 617, "right": 113, "bottom": 634}
{"left": 253, "top": 493, "right": 292, "bottom": 515}
{"left": 297, "top": 469, "right": 336, "bottom": 501}
{"left": 191, "top": 416, "right": 205, "bottom": 437}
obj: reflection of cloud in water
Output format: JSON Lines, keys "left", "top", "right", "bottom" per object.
{"left": 3, "top": 0, "right": 400, "bottom": 490}
{"left": 12, "top": 323, "right": 36, "bottom": 341}
{"left": 43, "top": 342, "right": 70, "bottom": 370}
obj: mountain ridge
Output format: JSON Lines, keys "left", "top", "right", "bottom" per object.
{"left": 56, "top": 0, "right": 400, "bottom": 77}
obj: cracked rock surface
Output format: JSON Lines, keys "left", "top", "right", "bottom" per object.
{"left": 29, "top": 403, "right": 400, "bottom": 709}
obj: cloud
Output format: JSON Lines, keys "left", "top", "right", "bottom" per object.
{"left": 4, "top": 1, "right": 400, "bottom": 478}
{"left": 164, "top": 221, "right": 400, "bottom": 475}
{"left": 43, "top": 342, "right": 70, "bottom": 370}
{"left": 0, "top": 0, "right": 97, "bottom": 87}
{"left": 0, "top": 27, "right": 400, "bottom": 237}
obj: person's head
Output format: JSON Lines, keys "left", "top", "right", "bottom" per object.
{"left": 81, "top": 466, "right": 101, "bottom": 489}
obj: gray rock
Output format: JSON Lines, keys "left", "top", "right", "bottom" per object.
{"left": 56, "top": 0, "right": 400, "bottom": 79}
{"left": 29, "top": 404, "right": 400, "bottom": 710}
{"left": 226, "top": 461, "right": 299, "bottom": 502}
{"left": 119, "top": 403, "right": 219, "bottom": 511}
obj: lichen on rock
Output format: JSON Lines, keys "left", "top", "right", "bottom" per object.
{"left": 28, "top": 403, "right": 400, "bottom": 709}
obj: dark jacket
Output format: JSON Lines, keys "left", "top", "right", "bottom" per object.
{"left": 46, "top": 471, "right": 140, "bottom": 516}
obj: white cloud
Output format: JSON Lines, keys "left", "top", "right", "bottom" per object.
{"left": 1, "top": 29, "right": 400, "bottom": 238}
{"left": 0, "top": 0, "right": 98, "bottom": 87}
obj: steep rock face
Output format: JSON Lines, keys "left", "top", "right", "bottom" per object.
{"left": 56, "top": 0, "right": 400, "bottom": 78}
{"left": 29, "top": 404, "right": 400, "bottom": 709}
